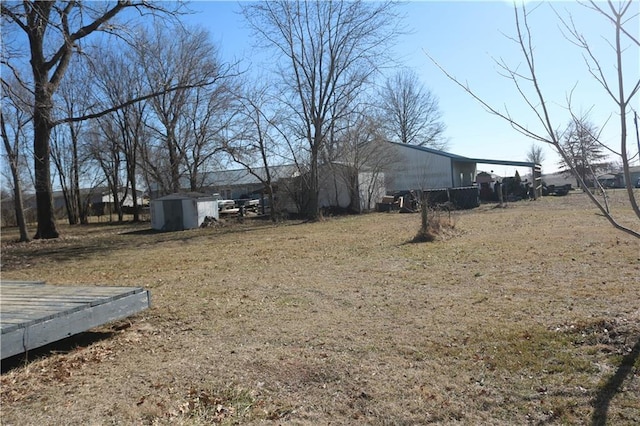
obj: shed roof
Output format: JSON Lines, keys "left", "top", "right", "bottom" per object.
{"left": 194, "top": 164, "right": 300, "bottom": 188}
{"left": 155, "top": 192, "right": 216, "bottom": 201}
{"left": 388, "top": 141, "right": 538, "bottom": 169}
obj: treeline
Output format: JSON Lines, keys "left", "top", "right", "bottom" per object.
{"left": 2, "top": 1, "right": 447, "bottom": 240}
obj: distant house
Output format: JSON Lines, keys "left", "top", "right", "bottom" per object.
{"left": 201, "top": 165, "right": 300, "bottom": 201}
{"left": 601, "top": 166, "right": 640, "bottom": 188}
{"left": 597, "top": 173, "right": 625, "bottom": 188}
{"left": 51, "top": 187, "right": 141, "bottom": 210}
{"left": 547, "top": 165, "right": 640, "bottom": 189}
{"left": 21, "top": 187, "right": 145, "bottom": 221}
{"left": 476, "top": 171, "right": 502, "bottom": 201}
{"left": 541, "top": 171, "right": 578, "bottom": 188}
{"left": 628, "top": 166, "right": 640, "bottom": 187}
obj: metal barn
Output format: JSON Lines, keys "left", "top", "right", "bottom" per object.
{"left": 385, "top": 142, "right": 539, "bottom": 195}
{"left": 385, "top": 142, "right": 477, "bottom": 191}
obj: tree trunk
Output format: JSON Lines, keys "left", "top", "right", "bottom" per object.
{"left": 61, "top": 186, "right": 78, "bottom": 225}
{"left": 1, "top": 112, "right": 30, "bottom": 242}
{"left": 305, "top": 134, "right": 321, "bottom": 220}
{"left": 306, "top": 152, "right": 320, "bottom": 220}
{"left": 112, "top": 186, "right": 124, "bottom": 222}
{"left": 420, "top": 191, "right": 429, "bottom": 233}
{"left": 268, "top": 189, "right": 276, "bottom": 223}
{"left": 10, "top": 161, "right": 30, "bottom": 242}
{"left": 168, "top": 144, "right": 181, "bottom": 193}
{"left": 127, "top": 157, "right": 140, "bottom": 222}
{"left": 167, "top": 127, "right": 182, "bottom": 193}
{"left": 72, "top": 129, "right": 88, "bottom": 224}
{"left": 348, "top": 170, "right": 360, "bottom": 213}
{"left": 33, "top": 99, "right": 59, "bottom": 239}
{"left": 131, "top": 180, "right": 140, "bottom": 222}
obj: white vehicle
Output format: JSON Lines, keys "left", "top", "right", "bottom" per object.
{"left": 217, "top": 199, "right": 236, "bottom": 211}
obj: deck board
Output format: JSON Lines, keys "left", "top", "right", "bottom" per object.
{"left": 1, "top": 281, "right": 150, "bottom": 359}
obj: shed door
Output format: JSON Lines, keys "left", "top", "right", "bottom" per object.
{"left": 162, "top": 199, "right": 184, "bottom": 231}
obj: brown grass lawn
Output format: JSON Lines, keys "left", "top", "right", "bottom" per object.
{"left": 1, "top": 191, "right": 639, "bottom": 425}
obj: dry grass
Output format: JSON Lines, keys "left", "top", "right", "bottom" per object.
{"left": 1, "top": 191, "right": 639, "bottom": 425}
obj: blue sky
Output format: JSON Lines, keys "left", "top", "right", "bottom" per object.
{"left": 183, "top": 0, "right": 639, "bottom": 175}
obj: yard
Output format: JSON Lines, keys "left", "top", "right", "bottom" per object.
{"left": 1, "top": 191, "right": 639, "bottom": 425}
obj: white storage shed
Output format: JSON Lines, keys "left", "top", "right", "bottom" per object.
{"left": 150, "top": 193, "right": 218, "bottom": 231}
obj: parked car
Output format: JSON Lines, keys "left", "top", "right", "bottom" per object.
{"left": 636, "top": 177, "right": 640, "bottom": 188}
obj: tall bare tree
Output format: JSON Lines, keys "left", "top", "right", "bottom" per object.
{"left": 224, "top": 82, "right": 287, "bottom": 222}
{"left": 430, "top": 1, "right": 640, "bottom": 238}
{"left": 378, "top": 69, "right": 447, "bottom": 150}
{"left": 51, "top": 58, "right": 96, "bottom": 225}
{"left": 1, "top": 78, "right": 31, "bottom": 241}
{"left": 87, "top": 117, "right": 127, "bottom": 222}
{"left": 242, "top": 0, "right": 401, "bottom": 220}
{"left": 137, "top": 23, "right": 232, "bottom": 196}
{"left": 90, "top": 44, "right": 149, "bottom": 221}
{"left": 1, "top": 1, "right": 187, "bottom": 238}
{"left": 180, "top": 77, "right": 236, "bottom": 193}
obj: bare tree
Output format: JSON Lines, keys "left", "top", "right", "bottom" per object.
{"left": 0, "top": 78, "right": 31, "bottom": 241}
{"left": 320, "top": 101, "right": 397, "bottom": 213}
{"left": 50, "top": 125, "right": 80, "bottom": 224}
{"left": 429, "top": 1, "right": 640, "bottom": 238}
{"left": 180, "top": 77, "right": 237, "bottom": 193}
{"left": 242, "top": 0, "right": 401, "bottom": 220}
{"left": 90, "top": 44, "right": 149, "bottom": 221}
{"left": 0, "top": 1, "right": 194, "bottom": 238}
{"left": 343, "top": 116, "right": 396, "bottom": 213}
{"left": 87, "top": 118, "right": 127, "bottom": 222}
{"left": 51, "top": 58, "right": 97, "bottom": 225}
{"left": 558, "top": 116, "right": 610, "bottom": 188}
{"left": 224, "top": 82, "right": 287, "bottom": 222}
{"left": 137, "top": 23, "right": 232, "bottom": 196}
{"left": 526, "top": 143, "right": 546, "bottom": 165}
{"left": 378, "top": 69, "right": 447, "bottom": 150}
{"left": 319, "top": 84, "right": 368, "bottom": 212}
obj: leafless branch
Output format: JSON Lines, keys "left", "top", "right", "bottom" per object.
{"left": 427, "top": 52, "right": 551, "bottom": 144}
{"left": 427, "top": 1, "right": 640, "bottom": 238}
{"left": 50, "top": 79, "right": 218, "bottom": 127}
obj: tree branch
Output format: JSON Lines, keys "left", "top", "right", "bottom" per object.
{"left": 51, "top": 79, "right": 223, "bottom": 127}
{"left": 426, "top": 1, "right": 640, "bottom": 238}
{"left": 1, "top": 4, "right": 29, "bottom": 32}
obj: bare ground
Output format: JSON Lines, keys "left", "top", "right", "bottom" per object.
{"left": 1, "top": 191, "right": 639, "bottom": 425}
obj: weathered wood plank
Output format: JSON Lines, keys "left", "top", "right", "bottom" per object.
{"left": 0, "top": 281, "right": 150, "bottom": 359}
{"left": 0, "top": 280, "right": 46, "bottom": 286}
{"left": 2, "top": 285, "right": 141, "bottom": 296}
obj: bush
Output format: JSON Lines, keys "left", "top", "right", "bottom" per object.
{"left": 411, "top": 205, "right": 456, "bottom": 243}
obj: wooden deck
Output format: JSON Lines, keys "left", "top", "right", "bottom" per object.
{"left": 0, "top": 281, "right": 150, "bottom": 360}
